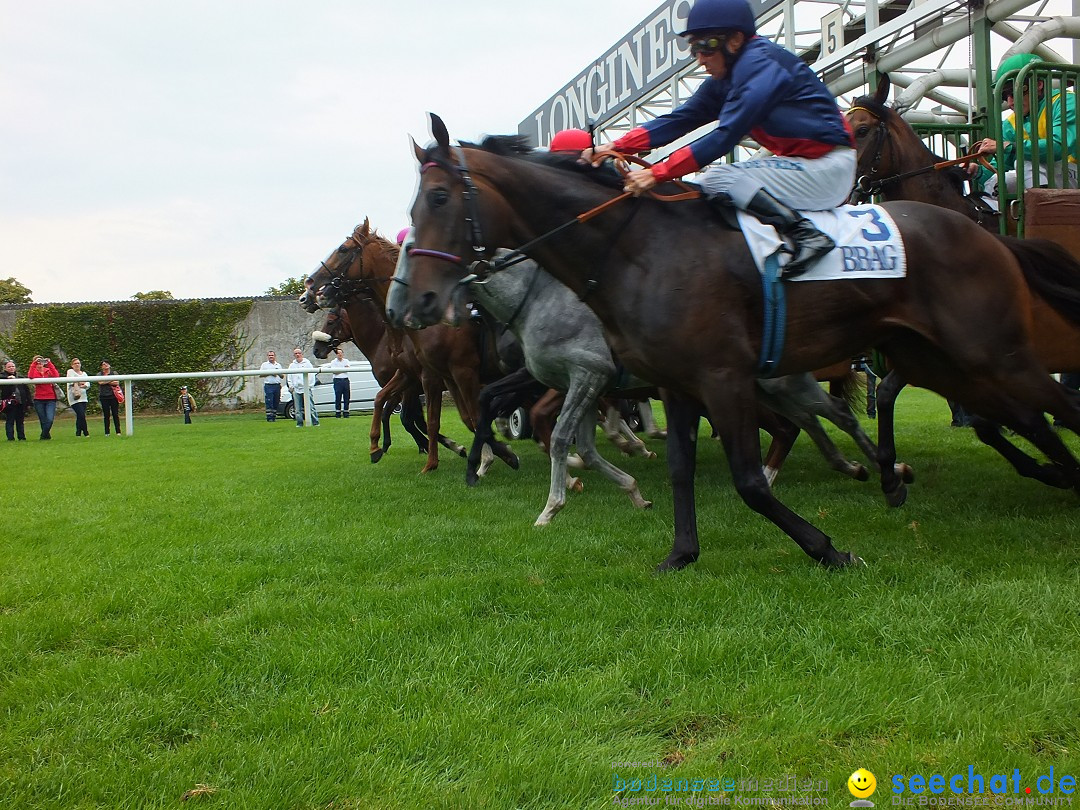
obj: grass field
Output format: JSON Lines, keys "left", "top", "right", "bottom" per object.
{"left": 2, "top": 391, "right": 1079, "bottom": 809}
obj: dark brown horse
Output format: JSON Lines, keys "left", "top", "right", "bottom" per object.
{"left": 848, "top": 80, "right": 1080, "bottom": 491}
{"left": 848, "top": 76, "right": 999, "bottom": 230}
{"left": 390, "top": 114, "right": 1080, "bottom": 571}
{"left": 300, "top": 220, "right": 516, "bottom": 474}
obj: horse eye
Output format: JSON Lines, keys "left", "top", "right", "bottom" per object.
{"left": 428, "top": 188, "right": 450, "bottom": 207}
{"left": 855, "top": 126, "right": 871, "bottom": 138}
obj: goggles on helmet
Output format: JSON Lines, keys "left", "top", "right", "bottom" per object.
{"left": 689, "top": 35, "right": 727, "bottom": 56}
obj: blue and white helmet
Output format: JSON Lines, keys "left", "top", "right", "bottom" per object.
{"left": 680, "top": 0, "right": 757, "bottom": 36}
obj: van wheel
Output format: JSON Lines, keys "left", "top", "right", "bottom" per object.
{"left": 505, "top": 407, "right": 532, "bottom": 440}
{"left": 285, "top": 402, "right": 296, "bottom": 421}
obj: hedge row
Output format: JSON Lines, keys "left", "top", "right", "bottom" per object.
{"left": 0, "top": 300, "right": 254, "bottom": 409}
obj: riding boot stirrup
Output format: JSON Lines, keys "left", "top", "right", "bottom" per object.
{"left": 744, "top": 190, "right": 835, "bottom": 279}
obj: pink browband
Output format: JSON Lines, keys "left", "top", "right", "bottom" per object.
{"left": 407, "top": 246, "right": 463, "bottom": 265}
{"left": 420, "top": 161, "right": 439, "bottom": 174}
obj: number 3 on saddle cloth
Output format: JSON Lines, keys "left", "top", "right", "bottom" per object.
{"left": 738, "top": 204, "right": 907, "bottom": 280}
{"left": 737, "top": 203, "right": 907, "bottom": 375}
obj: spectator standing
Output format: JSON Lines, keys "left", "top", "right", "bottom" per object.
{"left": 329, "top": 346, "right": 351, "bottom": 418}
{"left": 287, "top": 348, "right": 320, "bottom": 427}
{"left": 1, "top": 359, "right": 31, "bottom": 441}
{"left": 99, "top": 360, "right": 121, "bottom": 436}
{"left": 66, "top": 358, "right": 91, "bottom": 436}
{"left": 177, "top": 385, "right": 197, "bottom": 424}
{"left": 260, "top": 351, "right": 284, "bottom": 422}
{"left": 28, "top": 355, "right": 60, "bottom": 440}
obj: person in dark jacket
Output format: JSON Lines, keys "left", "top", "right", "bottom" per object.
{"left": 589, "top": 0, "right": 856, "bottom": 278}
{"left": 1, "top": 359, "right": 32, "bottom": 441}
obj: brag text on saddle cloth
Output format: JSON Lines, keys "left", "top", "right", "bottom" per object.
{"left": 840, "top": 244, "right": 901, "bottom": 272}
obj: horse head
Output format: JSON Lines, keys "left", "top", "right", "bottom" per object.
{"left": 398, "top": 113, "right": 624, "bottom": 330}
{"left": 303, "top": 218, "right": 398, "bottom": 312}
{"left": 311, "top": 307, "right": 352, "bottom": 359}
{"left": 847, "top": 75, "right": 901, "bottom": 195}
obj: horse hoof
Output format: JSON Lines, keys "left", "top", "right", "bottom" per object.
{"left": 655, "top": 552, "right": 698, "bottom": 573}
{"left": 370, "top": 450, "right": 384, "bottom": 464}
{"left": 641, "top": 499, "right": 653, "bottom": 510}
{"left": 506, "top": 453, "right": 520, "bottom": 470}
{"left": 826, "top": 551, "right": 866, "bottom": 568}
{"left": 853, "top": 464, "right": 870, "bottom": 482}
{"left": 884, "top": 484, "right": 908, "bottom": 508}
{"left": 897, "top": 463, "right": 915, "bottom": 484}
{"left": 465, "top": 471, "right": 479, "bottom": 487}
{"left": 421, "top": 464, "right": 437, "bottom": 474}
{"left": 569, "top": 478, "right": 584, "bottom": 493}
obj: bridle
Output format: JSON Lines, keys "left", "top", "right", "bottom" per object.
{"left": 849, "top": 104, "right": 994, "bottom": 203}
{"left": 849, "top": 104, "right": 899, "bottom": 201}
{"left": 311, "top": 227, "right": 391, "bottom": 306}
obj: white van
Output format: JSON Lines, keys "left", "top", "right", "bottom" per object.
{"left": 278, "top": 362, "right": 382, "bottom": 420}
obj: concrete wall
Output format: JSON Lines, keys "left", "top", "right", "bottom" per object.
{"left": 0, "top": 297, "right": 370, "bottom": 406}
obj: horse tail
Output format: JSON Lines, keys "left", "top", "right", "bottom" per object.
{"left": 999, "top": 235, "right": 1080, "bottom": 325}
{"left": 833, "top": 368, "right": 863, "bottom": 412}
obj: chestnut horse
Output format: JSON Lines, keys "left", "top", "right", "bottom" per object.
{"left": 311, "top": 304, "right": 443, "bottom": 460}
{"left": 300, "top": 220, "right": 517, "bottom": 474}
{"left": 391, "top": 114, "right": 1080, "bottom": 571}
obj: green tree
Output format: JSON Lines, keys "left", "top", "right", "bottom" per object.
{"left": 0, "top": 277, "right": 32, "bottom": 304}
{"left": 132, "top": 290, "right": 174, "bottom": 301}
{"left": 265, "top": 276, "right": 306, "bottom": 297}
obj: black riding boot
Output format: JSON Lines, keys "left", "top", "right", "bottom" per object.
{"left": 744, "top": 190, "right": 835, "bottom": 278}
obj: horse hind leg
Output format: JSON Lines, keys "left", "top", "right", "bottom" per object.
{"left": 576, "top": 404, "right": 652, "bottom": 511}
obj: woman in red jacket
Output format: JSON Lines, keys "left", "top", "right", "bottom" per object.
{"left": 27, "top": 355, "right": 59, "bottom": 440}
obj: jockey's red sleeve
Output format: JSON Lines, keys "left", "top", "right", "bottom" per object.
{"left": 649, "top": 146, "right": 701, "bottom": 183}
{"left": 611, "top": 127, "right": 652, "bottom": 153}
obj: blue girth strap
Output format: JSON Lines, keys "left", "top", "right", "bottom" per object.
{"left": 756, "top": 253, "right": 786, "bottom": 377}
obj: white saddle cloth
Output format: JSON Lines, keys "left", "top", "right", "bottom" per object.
{"left": 737, "top": 203, "right": 907, "bottom": 280}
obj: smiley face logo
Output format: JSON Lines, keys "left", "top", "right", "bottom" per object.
{"left": 848, "top": 768, "right": 877, "bottom": 799}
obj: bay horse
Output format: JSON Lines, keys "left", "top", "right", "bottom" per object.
{"left": 848, "top": 79, "right": 1080, "bottom": 494}
{"left": 392, "top": 114, "right": 1080, "bottom": 571}
{"left": 300, "top": 219, "right": 517, "bottom": 474}
{"left": 311, "top": 305, "right": 432, "bottom": 459}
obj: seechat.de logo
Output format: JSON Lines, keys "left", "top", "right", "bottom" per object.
{"left": 848, "top": 768, "right": 877, "bottom": 807}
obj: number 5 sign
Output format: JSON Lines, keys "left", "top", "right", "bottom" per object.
{"left": 820, "top": 8, "right": 844, "bottom": 58}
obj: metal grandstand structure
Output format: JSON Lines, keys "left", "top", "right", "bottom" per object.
{"left": 519, "top": 0, "right": 1080, "bottom": 162}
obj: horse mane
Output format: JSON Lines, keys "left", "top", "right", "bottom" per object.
{"left": 477, "top": 134, "right": 627, "bottom": 190}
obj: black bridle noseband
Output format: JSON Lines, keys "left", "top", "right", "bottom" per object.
{"left": 311, "top": 230, "right": 391, "bottom": 306}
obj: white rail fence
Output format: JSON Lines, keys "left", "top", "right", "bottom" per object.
{"left": 2, "top": 369, "right": 331, "bottom": 435}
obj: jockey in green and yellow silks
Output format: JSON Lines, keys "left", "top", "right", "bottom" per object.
{"left": 974, "top": 53, "right": 1078, "bottom": 196}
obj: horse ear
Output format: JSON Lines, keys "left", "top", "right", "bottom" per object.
{"left": 360, "top": 217, "right": 370, "bottom": 238}
{"left": 874, "top": 73, "right": 891, "bottom": 106}
{"left": 429, "top": 113, "right": 451, "bottom": 155}
{"left": 412, "top": 136, "right": 426, "bottom": 165}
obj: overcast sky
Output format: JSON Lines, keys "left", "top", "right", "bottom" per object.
{"left": 1, "top": 1, "right": 637, "bottom": 303}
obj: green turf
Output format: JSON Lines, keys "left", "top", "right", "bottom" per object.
{"left": 1, "top": 391, "right": 1078, "bottom": 808}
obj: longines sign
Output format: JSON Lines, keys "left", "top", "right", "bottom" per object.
{"left": 518, "top": 0, "right": 783, "bottom": 147}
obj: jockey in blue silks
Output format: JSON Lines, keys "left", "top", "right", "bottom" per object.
{"left": 589, "top": 0, "right": 856, "bottom": 278}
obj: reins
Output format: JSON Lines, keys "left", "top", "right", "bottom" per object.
{"left": 408, "top": 146, "right": 701, "bottom": 284}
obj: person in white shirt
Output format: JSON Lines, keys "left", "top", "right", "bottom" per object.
{"left": 259, "top": 350, "right": 284, "bottom": 422}
{"left": 66, "top": 357, "right": 91, "bottom": 437}
{"left": 286, "top": 348, "right": 319, "bottom": 427}
{"left": 328, "top": 346, "right": 351, "bottom": 418}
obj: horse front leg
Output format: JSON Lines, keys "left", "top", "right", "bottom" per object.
{"left": 421, "top": 372, "right": 445, "bottom": 473}
{"left": 536, "top": 376, "right": 602, "bottom": 526}
{"left": 876, "top": 371, "right": 911, "bottom": 506}
{"left": 705, "top": 375, "right": 859, "bottom": 568}
{"left": 369, "top": 377, "right": 398, "bottom": 464}
{"left": 658, "top": 392, "right": 701, "bottom": 572}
